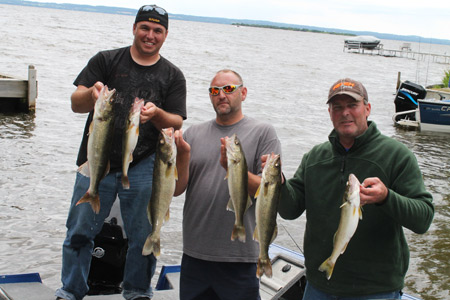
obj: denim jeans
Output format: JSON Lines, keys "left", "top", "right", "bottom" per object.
{"left": 55, "top": 155, "right": 157, "bottom": 300}
{"left": 303, "top": 282, "right": 402, "bottom": 300}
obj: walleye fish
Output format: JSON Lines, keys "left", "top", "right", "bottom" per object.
{"left": 122, "top": 97, "right": 145, "bottom": 189}
{"left": 318, "top": 173, "right": 362, "bottom": 280}
{"left": 77, "top": 85, "right": 116, "bottom": 214}
{"left": 143, "top": 127, "right": 177, "bottom": 256}
{"left": 253, "top": 153, "right": 282, "bottom": 278}
{"left": 225, "top": 134, "right": 252, "bottom": 243}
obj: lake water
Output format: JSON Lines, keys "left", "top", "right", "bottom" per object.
{"left": 0, "top": 4, "right": 449, "bottom": 299}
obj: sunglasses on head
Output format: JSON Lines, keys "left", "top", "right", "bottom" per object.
{"left": 209, "top": 84, "right": 243, "bottom": 96}
{"left": 140, "top": 5, "right": 167, "bottom": 15}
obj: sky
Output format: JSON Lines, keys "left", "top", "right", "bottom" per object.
{"left": 29, "top": 0, "right": 450, "bottom": 40}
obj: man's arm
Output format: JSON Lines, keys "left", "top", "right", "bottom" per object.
{"left": 247, "top": 172, "right": 261, "bottom": 198}
{"left": 140, "top": 102, "right": 183, "bottom": 130}
{"left": 71, "top": 82, "right": 104, "bottom": 113}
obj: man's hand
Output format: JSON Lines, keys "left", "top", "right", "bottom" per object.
{"left": 140, "top": 102, "right": 159, "bottom": 124}
{"left": 360, "top": 177, "right": 388, "bottom": 205}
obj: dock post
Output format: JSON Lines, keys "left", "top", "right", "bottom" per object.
{"left": 396, "top": 72, "right": 401, "bottom": 91}
{"left": 27, "top": 65, "right": 37, "bottom": 111}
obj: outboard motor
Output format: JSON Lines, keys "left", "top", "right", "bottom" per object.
{"left": 394, "top": 81, "right": 426, "bottom": 121}
{"left": 87, "top": 217, "right": 128, "bottom": 295}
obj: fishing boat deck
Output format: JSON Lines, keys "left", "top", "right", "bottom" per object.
{"left": 0, "top": 245, "right": 423, "bottom": 300}
{"left": 0, "top": 281, "right": 178, "bottom": 300}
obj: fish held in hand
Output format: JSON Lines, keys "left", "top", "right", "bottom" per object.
{"left": 318, "top": 173, "right": 362, "bottom": 280}
{"left": 122, "top": 97, "right": 145, "bottom": 189}
{"left": 143, "top": 127, "right": 177, "bottom": 256}
{"left": 254, "top": 153, "right": 282, "bottom": 278}
{"left": 225, "top": 134, "right": 252, "bottom": 243}
{"left": 76, "top": 85, "right": 116, "bottom": 214}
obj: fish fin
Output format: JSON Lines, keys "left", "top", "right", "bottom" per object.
{"left": 224, "top": 169, "right": 229, "bottom": 180}
{"left": 339, "top": 202, "right": 348, "bottom": 208}
{"left": 122, "top": 175, "right": 130, "bottom": 189}
{"left": 227, "top": 199, "right": 235, "bottom": 212}
{"left": 166, "top": 163, "right": 174, "bottom": 180}
{"left": 147, "top": 204, "right": 152, "bottom": 224}
{"left": 255, "top": 185, "right": 261, "bottom": 198}
{"left": 91, "top": 196, "right": 101, "bottom": 214}
{"left": 253, "top": 228, "right": 259, "bottom": 241}
{"left": 245, "top": 196, "right": 253, "bottom": 212}
{"left": 77, "top": 161, "right": 90, "bottom": 177}
{"left": 318, "top": 258, "right": 334, "bottom": 280}
{"left": 102, "top": 161, "right": 110, "bottom": 179}
{"left": 88, "top": 120, "right": 94, "bottom": 135}
{"left": 257, "top": 258, "right": 273, "bottom": 278}
{"left": 270, "top": 225, "right": 278, "bottom": 244}
{"left": 231, "top": 225, "right": 246, "bottom": 242}
{"left": 128, "top": 152, "right": 134, "bottom": 164}
{"left": 142, "top": 233, "right": 160, "bottom": 257}
{"left": 359, "top": 207, "right": 363, "bottom": 220}
{"left": 353, "top": 206, "right": 357, "bottom": 216}
{"left": 264, "top": 182, "right": 269, "bottom": 196}
{"left": 341, "top": 242, "right": 349, "bottom": 254}
{"left": 76, "top": 192, "right": 100, "bottom": 214}
{"left": 164, "top": 208, "right": 170, "bottom": 222}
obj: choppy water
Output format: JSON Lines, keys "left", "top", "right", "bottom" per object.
{"left": 0, "top": 4, "right": 449, "bottom": 299}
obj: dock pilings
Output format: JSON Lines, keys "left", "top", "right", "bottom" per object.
{"left": 0, "top": 65, "right": 38, "bottom": 113}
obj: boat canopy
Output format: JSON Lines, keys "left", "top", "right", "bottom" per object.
{"left": 344, "top": 35, "right": 380, "bottom": 43}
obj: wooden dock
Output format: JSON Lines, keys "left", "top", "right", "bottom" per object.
{"left": 0, "top": 65, "right": 38, "bottom": 113}
{"left": 344, "top": 43, "right": 450, "bottom": 64}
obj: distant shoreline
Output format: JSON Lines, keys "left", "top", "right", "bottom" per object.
{"left": 232, "top": 23, "right": 355, "bottom": 36}
{"left": 2, "top": 0, "right": 450, "bottom": 45}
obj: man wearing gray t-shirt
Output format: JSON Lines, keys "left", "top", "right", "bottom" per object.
{"left": 174, "top": 69, "right": 282, "bottom": 300}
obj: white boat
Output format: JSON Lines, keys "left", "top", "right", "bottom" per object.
{"left": 393, "top": 81, "right": 450, "bottom": 133}
{"left": 344, "top": 35, "right": 381, "bottom": 50}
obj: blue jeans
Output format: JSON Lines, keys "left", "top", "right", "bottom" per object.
{"left": 303, "top": 282, "right": 402, "bottom": 300}
{"left": 56, "top": 155, "right": 157, "bottom": 300}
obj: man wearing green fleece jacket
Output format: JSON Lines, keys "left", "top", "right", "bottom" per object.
{"left": 278, "top": 78, "right": 434, "bottom": 299}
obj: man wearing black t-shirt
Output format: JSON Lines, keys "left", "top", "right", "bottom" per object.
{"left": 55, "top": 5, "right": 186, "bottom": 300}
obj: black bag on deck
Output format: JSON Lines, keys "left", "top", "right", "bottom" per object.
{"left": 87, "top": 217, "right": 128, "bottom": 295}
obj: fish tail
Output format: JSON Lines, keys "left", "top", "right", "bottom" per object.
{"left": 76, "top": 192, "right": 100, "bottom": 214}
{"left": 257, "top": 258, "right": 273, "bottom": 278}
{"left": 142, "top": 233, "right": 160, "bottom": 257}
{"left": 231, "top": 225, "right": 246, "bottom": 242}
{"left": 318, "top": 258, "right": 335, "bottom": 280}
{"left": 122, "top": 175, "right": 130, "bottom": 189}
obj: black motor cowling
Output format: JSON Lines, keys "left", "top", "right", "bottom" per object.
{"left": 87, "top": 217, "right": 128, "bottom": 295}
{"left": 394, "top": 81, "right": 427, "bottom": 121}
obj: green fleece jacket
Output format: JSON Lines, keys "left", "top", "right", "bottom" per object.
{"left": 279, "top": 121, "right": 434, "bottom": 296}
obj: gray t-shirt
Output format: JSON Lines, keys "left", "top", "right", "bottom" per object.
{"left": 182, "top": 116, "right": 282, "bottom": 263}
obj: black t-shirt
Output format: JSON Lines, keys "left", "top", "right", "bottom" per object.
{"left": 74, "top": 46, "right": 187, "bottom": 172}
